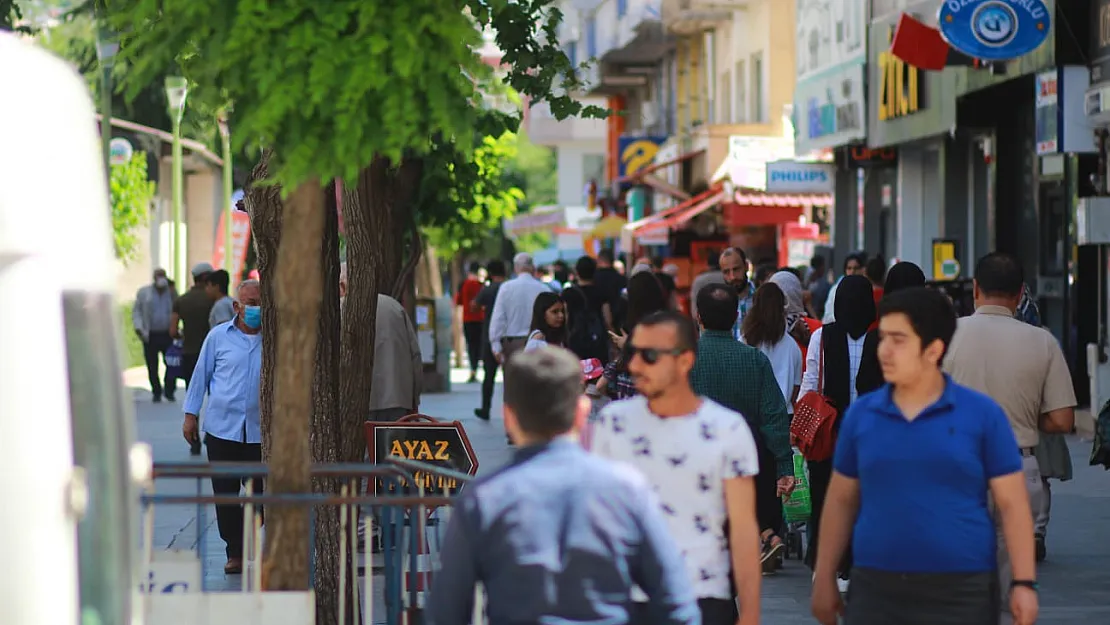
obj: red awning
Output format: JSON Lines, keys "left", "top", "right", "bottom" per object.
{"left": 723, "top": 189, "right": 832, "bottom": 227}
{"left": 639, "top": 190, "right": 726, "bottom": 233}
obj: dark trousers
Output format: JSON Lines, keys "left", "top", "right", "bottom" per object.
{"left": 479, "top": 348, "right": 500, "bottom": 415}
{"left": 143, "top": 330, "right": 176, "bottom": 398}
{"left": 631, "top": 598, "right": 737, "bottom": 625}
{"left": 181, "top": 352, "right": 200, "bottom": 389}
{"left": 845, "top": 567, "right": 998, "bottom": 625}
{"left": 462, "top": 321, "right": 484, "bottom": 373}
{"left": 806, "top": 458, "right": 853, "bottom": 575}
{"left": 205, "top": 434, "right": 263, "bottom": 559}
{"left": 755, "top": 440, "right": 784, "bottom": 536}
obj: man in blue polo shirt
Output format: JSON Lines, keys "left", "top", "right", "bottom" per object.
{"left": 811, "top": 287, "right": 1038, "bottom": 625}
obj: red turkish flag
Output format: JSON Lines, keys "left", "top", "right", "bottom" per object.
{"left": 890, "top": 13, "right": 950, "bottom": 71}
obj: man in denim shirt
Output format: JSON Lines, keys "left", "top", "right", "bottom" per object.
{"left": 428, "top": 347, "right": 698, "bottom": 625}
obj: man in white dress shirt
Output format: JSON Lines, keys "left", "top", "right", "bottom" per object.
{"left": 488, "top": 252, "right": 549, "bottom": 364}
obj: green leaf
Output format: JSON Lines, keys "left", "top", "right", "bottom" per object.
{"left": 109, "top": 150, "right": 156, "bottom": 263}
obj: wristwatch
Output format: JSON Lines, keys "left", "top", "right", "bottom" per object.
{"left": 1010, "top": 580, "right": 1039, "bottom": 592}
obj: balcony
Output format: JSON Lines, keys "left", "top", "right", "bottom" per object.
{"left": 662, "top": 0, "right": 737, "bottom": 35}
{"left": 525, "top": 99, "right": 609, "bottom": 146}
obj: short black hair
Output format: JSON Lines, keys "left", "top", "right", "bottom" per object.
{"left": 637, "top": 309, "right": 699, "bottom": 353}
{"left": 866, "top": 257, "right": 887, "bottom": 284}
{"left": 598, "top": 249, "right": 615, "bottom": 264}
{"left": 844, "top": 252, "right": 867, "bottom": 270}
{"left": 706, "top": 249, "right": 721, "bottom": 270}
{"left": 208, "top": 269, "right": 230, "bottom": 295}
{"left": 695, "top": 283, "right": 739, "bottom": 332}
{"left": 487, "top": 259, "right": 507, "bottom": 278}
{"left": 975, "top": 252, "right": 1023, "bottom": 297}
{"left": 651, "top": 256, "right": 664, "bottom": 270}
{"left": 878, "top": 287, "right": 958, "bottom": 360}
{"left": 468, "top": 261, "right": 482, "bottom": 274}
{"left": 754, "top": 262, "right": 777, "bottom": 286}
{"left": 503, "top": 347, "right": 583, "bottom": 438}
{"left": 575, "top": 255, "right": 597, "bottom": 280}
{"left": 811, "top": 255, "right": 826, "bottom": 269}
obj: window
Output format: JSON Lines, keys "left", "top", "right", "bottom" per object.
{"left": 751, "top": 52, "right": 764, "bottom": 123}
{"left": 704, "top": 31, "right": 716, "bottom": 125}
{"left": 567, "top": 41, "right": 578, "bottom": 68}
{"left": 586, "top": 18, "right": 597, "bottom": 58}
{"left": 734, "top": 60, "right": 746, "bottom": 122}
{"left": 617, "top": 0, "right": 627, "bottom": 18}
{"left": 719, "top": 70, "right": 732, "bottom": 124}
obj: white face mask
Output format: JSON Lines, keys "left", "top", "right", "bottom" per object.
{"left": 155, "top": 277, "right": 169, "bottom": 289}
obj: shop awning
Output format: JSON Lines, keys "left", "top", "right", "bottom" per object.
{"left": 723, "top": 189, "right": 833, "bottom": 227}
{"left": 638, "top": 190, "right": 726, "bottom": 233}
{"left": 639, "top": 174, "right": 692, "bottom": 202}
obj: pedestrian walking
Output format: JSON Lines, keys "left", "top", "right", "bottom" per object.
{"left": 943, "top": 252, "right": 1075, "bottom": 620}
{"left": 206, "top": 269, "right": 236, "bottom": 328}
{"left": 488, "top": 253, "right": 549, "bottom": 365}
{"left": 598, "top": 271, "right": 669, "bottom": 401}
{"left": 821, "top": 252, "right": 867, "bottom": 324}
{"left": 689, "top": 248, "right": 724, "bottom": 321}
{"left": 767, "top": 270, "right": 820, "bottom": 356}
{"left": 428, "top": 347, "right": 700, "bottom": 625}
{"left": 812, "top": 287, "right": 1038, "bottom": 625}
{"left": 799, "top": 274, "right": 876, "bottom": 592}
{"left": 369, "top": 293, "right": 423, "bottom": 421}
{"left": 523, "top": 291, "right": 567, "bottom": 351}
{"left": 132, "top": 267, "right": 178, "bottom": 403}
{"left": 181, "top": 279, "right": 263, "bottom": 575}
{"left": 592, "top": 311, "right": 763, "bottom": 625}
{"left": 856, "top": 261, "right": 927, "bottom": 395}
{"left": 473, "top": 260, "right": 507, "bottom": 421}
{"left": 456, "top": 261, "right": 486, "bottom": 383}
{"left": 693, "top": 282, "right": 796, "bottom": 573}
{"left": 718, "top": 247, "right": 754, "bottom": 336}
{"left": 170, "top": 262, "right": 216, "bottom": 389}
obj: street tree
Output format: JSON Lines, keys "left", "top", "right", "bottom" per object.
{"left": 109, "top": 150, "right": 155, "bottom": 263}
{"left": 103, "top": 0, "right": 602, "bottom": 621}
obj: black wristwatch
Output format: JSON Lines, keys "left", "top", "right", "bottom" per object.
{"left": 1010, "top": 580, "right": 1039, "bottom": 592}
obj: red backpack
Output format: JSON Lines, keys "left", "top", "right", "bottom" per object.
{"left": 791, "top": 340, "right": 839, "bottom": 462}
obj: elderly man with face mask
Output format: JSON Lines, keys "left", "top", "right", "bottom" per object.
{"left": 182, "top": 279, "right": 264, "bottom": 575}
{"left": 132, "top": 267, "right": 179, "bottom": 402}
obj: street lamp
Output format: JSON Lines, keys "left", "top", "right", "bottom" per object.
{"left": 217, "top": 109, "right": 234, "bottom": 280}
{"left": 95, "top": 28, "right": 119, "bottom": 173}
{"left": 165, "top": 76, "right": 188, "bottom": 286}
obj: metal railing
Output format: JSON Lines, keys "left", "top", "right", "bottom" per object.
{"left": 139, "top": 458, "right": 473, "bottom": 625}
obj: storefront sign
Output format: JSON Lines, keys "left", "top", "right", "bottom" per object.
{"left": 108, "top": 137, "right": 134, "bottom": 166}
{"left": 766, "top": 160, "right": 835, "bottom": 194}
{"left": 212, "top": 209, "right": 252, "bottom": 283}
{"left": 1035, "top": 70, "right": 1058, "bottom": 154}
{"left": 845, "top": 145, "right": 898, "bottom": 168}
{"left": 878, "top": 25, "right": 921, "bottom": 121}
{"left": 794, "top": 0, "right": 868, "bottom": 155}
{"left": 617, "top": 136, "right": 668, "bottom": 179}
{"left": 937, "top": 0, "right": 1051, "bottom": 62}
{"left": 932, "top": 239, "right": 961, "bottom": 280}
{"left": 366, "top": 420, "right": 478, "bottom": 497}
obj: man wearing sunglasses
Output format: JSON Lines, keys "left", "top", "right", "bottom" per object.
{"left": 592, "top": 311, "right": 762, "bottom": 625}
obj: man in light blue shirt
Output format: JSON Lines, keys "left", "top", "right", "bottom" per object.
{"left": 182, "top": 279, "right": 263, "bottom": 574}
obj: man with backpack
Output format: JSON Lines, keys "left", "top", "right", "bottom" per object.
{"left": 564, "top": 256, "right": 613, "bottom": 364}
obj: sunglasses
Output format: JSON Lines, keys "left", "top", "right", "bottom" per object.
{"left": 629, "top": 345, "right": 687, "bottom": 365}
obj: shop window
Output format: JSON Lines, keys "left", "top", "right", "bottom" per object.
{"left": 734, "top": 60, "right": 746, "bottom": 122}
{"left": 751, "top": 52, "right": 765, "bottom": 123}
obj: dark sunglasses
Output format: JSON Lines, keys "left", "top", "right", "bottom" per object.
{"left": 629, "top": 345, "right": 687, "bottom": 365}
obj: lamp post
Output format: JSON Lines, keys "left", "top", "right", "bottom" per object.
{"left": 95, "top": 29, "right": 119, "bottom": 173}
{"left": 165, "top": 76, "right": 188, "bottom": 285}
{"left": 217, "top": 110, "right": 234, "bottom": 278}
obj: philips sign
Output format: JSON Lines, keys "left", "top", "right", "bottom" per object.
{"left": 765, "top": 161, "right": 835, "bottom": 194}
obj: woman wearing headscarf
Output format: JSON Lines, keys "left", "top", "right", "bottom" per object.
{"left": 768, "top": 270, "right": 822, "bottom": 358}
{"left": 855, "top": 261, "right": 928, "bottom": 395}
{"left": 797, "top": 274, "right": 876, "bottom": 592}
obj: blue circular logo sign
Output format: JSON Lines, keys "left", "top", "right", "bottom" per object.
{"left": 938, "top": 0, "right": 1050, "bottom": 62}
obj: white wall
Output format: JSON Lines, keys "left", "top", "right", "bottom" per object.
{"left": 896, "top": 141, "right": 943, "bottom": 267}
{"left": 556, "top": 143, "right": 606, "bottom": 207}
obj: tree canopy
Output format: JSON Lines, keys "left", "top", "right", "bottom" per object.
{"left": 106, "top": 0, "right": 604, "bottom": 190}
{"left": 108, "top": 150, "right": 155, "bottom": 263}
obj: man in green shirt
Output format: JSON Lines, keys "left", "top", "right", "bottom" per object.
{"left": 689, "top": 283, "right": 795, "bottom": 573}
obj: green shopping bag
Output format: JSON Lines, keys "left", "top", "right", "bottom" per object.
{"left": 782, "top": 448, "right": 811, "bottom": 523}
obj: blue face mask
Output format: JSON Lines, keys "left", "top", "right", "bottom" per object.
{"left": 242, "top": 305, "right": 262, "bottom": 329}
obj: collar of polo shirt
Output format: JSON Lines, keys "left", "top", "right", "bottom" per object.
{"left": 873, "top": 374, "right": 958, "bottom": 420}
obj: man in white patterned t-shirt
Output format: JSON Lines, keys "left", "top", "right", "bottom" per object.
{"left": 592, "top": 310, "right": 762, "bottom": 625}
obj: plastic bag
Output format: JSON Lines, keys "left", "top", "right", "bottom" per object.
{"left": 164, "top": 340, "right": 183, "bottom": 381}
{"left": 782, "top": 448, "right": 812, "bottom": 523}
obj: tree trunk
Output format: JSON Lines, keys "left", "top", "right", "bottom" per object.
{"left": 311, "top": 184, "right": 347, "bottom": 624}
{"left": 266, "top": 179, "right": 326, "bottom": 590}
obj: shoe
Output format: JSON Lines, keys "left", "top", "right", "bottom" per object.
{"left": 1035, "top": 533, "right": 1046, "bottom": 562}
{"left": 774, "top": 552, "right": 784, "bottom": 570}
{"left": 152, "top": 394, "right": 162, "bottom": 403}
{"left": 474, "top": 409, "right": 490, "bottom": 421}
{"left": 224, "top": 558, "right": 243, "bottom": 575}
{"left": 760, "top": 536, "right": 784, "bottom": 574}
{"left": 165, "top": 393, "right": 176, "bottom": 402}
{"left": 467, "top": 373, "right": 478, "bottom": 384}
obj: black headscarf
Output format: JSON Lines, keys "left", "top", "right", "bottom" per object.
{"left": 822, "top": 275, "right": 876, "bottom": 415}
{"left": 856, "top": 263, "right": 927, "bottom": 396}
{"left": 883, "top": 262, "right": 926, "bottom": 297}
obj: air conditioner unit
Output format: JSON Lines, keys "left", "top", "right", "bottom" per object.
{"left": 641, "top": 101, "right": 659, "bottom": 127}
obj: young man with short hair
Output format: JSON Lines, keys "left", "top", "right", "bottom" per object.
{"left": 206, "top": 269, "right": 235, "bottom": 328}
{"left": 592, "top": 310, "right": 762, "bottom": 625}
{"left": 429, "top": 347, "right": 698, "bottom": 625}
{"left": 812, "top": 287, "right": 1038, "bottom": 625}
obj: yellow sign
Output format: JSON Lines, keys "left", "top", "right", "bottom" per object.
{"left": 932, "top": 240, "right": 961, "bottom": 280}
{"left": 619, "top": 138, "right": 663, "bottom": 178}
{"left": 389, "top": 438, "right": 451, "bottom": 461}
{"left": 878, "top": 26, "right": 920, "bottom": 121}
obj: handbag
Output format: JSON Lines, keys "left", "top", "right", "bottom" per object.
{"left": 164, "top": 340, "right": 183, "bottom": 381}
{"left": 782, "top": 448, "right": 812, "bottom": 522}
{"left": 791, "top": 337, "right": 839, "bottom": 462}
